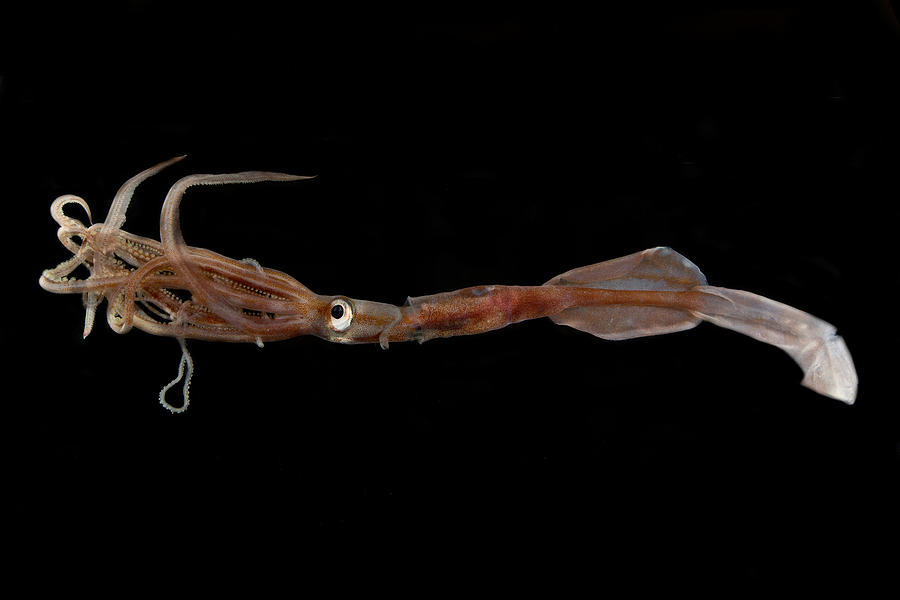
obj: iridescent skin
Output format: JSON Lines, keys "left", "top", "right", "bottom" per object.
{"left": 40, "top": 158, "right": 858, "bottom": 411}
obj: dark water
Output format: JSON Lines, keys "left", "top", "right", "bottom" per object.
{"left": 3, "top": 3, "right": 897, "bottom": 589}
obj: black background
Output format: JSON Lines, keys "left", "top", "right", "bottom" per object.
{"left": 3, "top": 1, "right": 898, "bottom": 590}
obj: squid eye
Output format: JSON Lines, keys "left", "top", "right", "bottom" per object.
{"left": 328, "top": 298, "right": 353, "bottom": 332}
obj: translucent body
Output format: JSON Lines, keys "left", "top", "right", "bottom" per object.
{"left": 40, "top": 159, "right": 858, "bottom": 410}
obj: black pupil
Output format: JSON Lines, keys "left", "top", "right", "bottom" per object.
{"left": 331, "top": 304, "right": 344, "bottom": 319}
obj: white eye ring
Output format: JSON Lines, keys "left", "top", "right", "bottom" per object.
{"left": 328, "top": 298, "right": 353, "bottom": 332}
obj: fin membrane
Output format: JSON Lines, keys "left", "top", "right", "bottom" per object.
{"left": 544, "top": 246, "right": 706, "bottom": 340}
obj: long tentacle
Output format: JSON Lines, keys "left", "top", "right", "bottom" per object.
{"left": 100, "top": 155, "right": 186, "bottom": 235}
{"left": 159, "top": 172, "right": 313, "bottom": 335}
{"left": 159, "top": 337, "right": 194, "bottom": 413}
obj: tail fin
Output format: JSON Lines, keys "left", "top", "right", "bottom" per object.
{"left": 544, "top": 246, "right": 707, "bottom": 340}
{"left": 690, "top": 286, "right": 857, "bottom": 403}
{"left": 545, "top": 247, "right": 857, "bottom": 403}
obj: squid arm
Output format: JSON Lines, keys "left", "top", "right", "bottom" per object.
{"left": 39, "top": 159, "right": 858, "bottom": 411}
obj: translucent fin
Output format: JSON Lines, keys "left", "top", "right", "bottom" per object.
{"left": 542, "top": 247, "right": 857, "bottom": 403}
{"left": 691, "top": 286, "right": 857, "bottom": 403}
{"left": 544, "top": 246, "right": 707, "bottom": 340}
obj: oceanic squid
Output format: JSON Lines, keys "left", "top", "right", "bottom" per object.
{"left": 40, "top": 157, "right": 858, "bottom": 411}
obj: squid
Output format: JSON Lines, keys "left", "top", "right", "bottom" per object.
{"left": 40, "top": 157, "right": 858, "bottom": 412}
